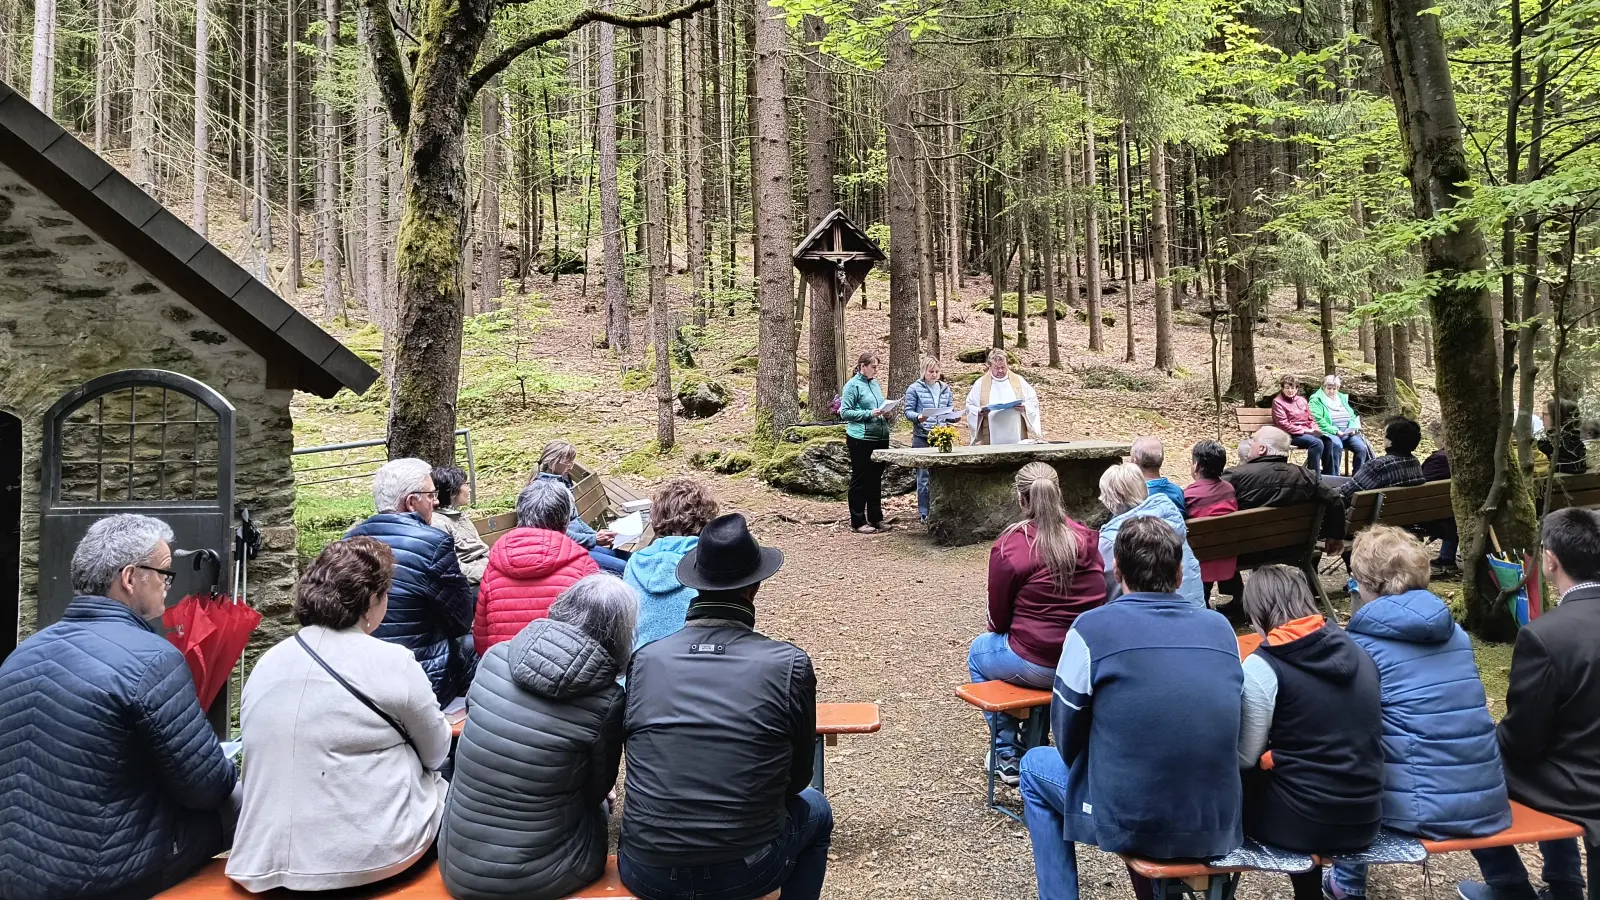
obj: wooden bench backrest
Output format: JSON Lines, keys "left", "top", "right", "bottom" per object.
{"left": 1235, "top": 407, "right": 1273, "bottom": 434}
{"left": 1346, "top": 480, "right": 1455, "bottom": 533}
{"left": 474, "top": 512, "right": 517, "bottom": 549}
{"left": 1541, "top": 472, "right": 1600, "bottom": 512}
{"left": 1185, "top": 502, "right": 1322, "bottom": 565}
{"left": 568, "top": 462, "right": 609, "bottom": 526}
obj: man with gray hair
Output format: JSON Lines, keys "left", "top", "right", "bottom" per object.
{"left": 1224, "top": 425, "right": 1347, "bottom": 553}
{"left": 347, "top": 458, "right": 476, "bottom": 705}
{"left": 0, "top": 513, "right": 237, "bottom": 899}
{"left": 1132, "top": 436, "right": 1186, "bottom": 515}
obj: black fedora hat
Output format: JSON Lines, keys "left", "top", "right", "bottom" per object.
{"left": 676, "top": 513, "right": 784, "bottom": 591}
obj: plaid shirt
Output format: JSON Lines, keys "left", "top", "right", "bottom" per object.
{"left": 1341, "top": 452, "right": 1425, "bottom": 502}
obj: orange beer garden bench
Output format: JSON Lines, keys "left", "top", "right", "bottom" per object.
{"left": 812, "top": 702, "right": 880, "bottom": 792}
{"left": 158, "top": 856, "right": 781, "bottom": 899}
{"left": 956, "top": 680, "right": 1053, "bottom": 820}
{"left": 1185, "top": 502, "right": 1335, "bottom": 617}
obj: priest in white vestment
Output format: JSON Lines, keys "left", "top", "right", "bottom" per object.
{"left": 965, "top": 349, "right": 1043, "bottom": 445}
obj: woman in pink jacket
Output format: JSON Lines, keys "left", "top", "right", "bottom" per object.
{"left": 1271, "top": 375, "right": 1335, "bottom": 474}
{"left": 474, "top": 479, "right": 600, "bottom": 653}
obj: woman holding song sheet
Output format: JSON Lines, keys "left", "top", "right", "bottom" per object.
{"left": 904, "top": 357, "right": 959, "bottom": 522}
{"left": 840, "top": 351, "right": 897, "bottom": 534}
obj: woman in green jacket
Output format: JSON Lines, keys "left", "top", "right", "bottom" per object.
{"left": 1310, "top": 373, "right": 1372, "bottom": 475}
{"left": 840, "top": 351, "right": 893, "bottom": 533}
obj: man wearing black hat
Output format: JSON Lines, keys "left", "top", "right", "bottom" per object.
{"left": 617, "top": 513, "right": 831, "bottom": 900}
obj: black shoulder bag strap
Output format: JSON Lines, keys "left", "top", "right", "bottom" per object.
{"left": 295, "top": 632, "right": 432, "bottom": 771}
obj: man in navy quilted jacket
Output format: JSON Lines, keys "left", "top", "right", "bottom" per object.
{"left": 347, "top": 457, "right": 476, "bottom": 704}
{"left": 0, "top": 514, "right": 237, "bottom": 900}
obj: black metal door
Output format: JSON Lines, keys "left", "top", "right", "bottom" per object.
{"left": 37, "top": 370, "right": 235, "bottom": 629}
{"left": 1, "top": 412, "right": 19, "bottom": 662}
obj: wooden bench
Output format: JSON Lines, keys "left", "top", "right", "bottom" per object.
{"left": 1539, "top": 471, "right": 1600, "bottom": 512}
{"left": 157, "top": 855, "right": 775, "bottom": 900}
{"left": 1344, "top": 480, "right": 1454, "bottom": 538}
{"left": 1124, "top": 800, "right": 1583, "bottom": 900}
{"left": 1186, "top": 503, "right": 1334, "bottom": 617}
{"left": 471, "top": 463, "right": 655, "bottom": 552}
{"left": 1235, "top": 406, "right": 1353, "bottom": 474}
{"left": 812, "top": 702, "right": 881, "bottom": 792}
{"left": 956, "top": 681, "right": 1053, "bottom": 821}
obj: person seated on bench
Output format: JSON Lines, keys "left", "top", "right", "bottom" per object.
{"left": 619, "top": 514, "right": 831, "bottom": 900}
{"left": 1097, "top": 463, "right": 1204, "bottom": 608}
{"left": 1185, "top": 439, "right": 1243, "bottom": 612}
{"left": 1226, "top": 426, "right": 1348, "bottom": 554}
{"left": 1338, "top": 416, "right": 1425, "bottom": 503}
{"left": 1319, "top": 526, "right": 1510, "bottom": 900}
{"left": 1019, "top": 516, "right": 1243, "bottom": 900}
{"left": 1422, "top": 421, "right": 1458, "bottom": 568}
{"left": 1274, "top": 375, "right": 1334, "bottom": 475}
{"left": 969, "top": 463, "right": 1106, "bottom": 785}
{"left": 432, "top": 465, "right": 490, "bottom": 587}
{"left": 1238, "top": 565, "right": 1384, "bottom": 900}
{"left": 1311, "top": 374, "right": 1373, "bottom": 475}
{"left": 476, "top": 479, "right": 600, "bottom": 654}
{"left": 1460, "top": 508, "right": 1600, "bottom": 900}
{"left": 535, "top": 439, "right": 630, "bottom": 574}
{"left": 1538, "top": 397, "right": 1590, "bottom": 476}
{"left": 347, "top": 458, "right": 477, "bottom": 705}
{"left": 441, "top": 574, "right": 635, "bottom": 900}
{"left": 624, "top": 477, "right": 720, "bottom": 650}
{"left": 228, "top": 538, "right": 451, "bottom": 892}
{"left": 1132, "top": 436, "right": 1187, "bottom": 515}
{"left": 0, "top": 514, "right": 238, "bottom": 900}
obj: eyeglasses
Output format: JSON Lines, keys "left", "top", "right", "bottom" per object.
{"left": 134, "top": 564, "right": 176, "bottom": 587}
{"left": 409, "top": 490, "right": 439, "bottom": 500}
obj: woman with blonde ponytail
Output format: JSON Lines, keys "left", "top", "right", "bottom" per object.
{"left": 967, "top": 462, "right": 1107, "bottom": 783}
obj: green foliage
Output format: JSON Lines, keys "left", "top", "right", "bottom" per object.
{"left": 294, "top": 493, "right": 372, "bottom": 563}
{"left": 1078, "top": 365, "right": 1153, "bottom": 392}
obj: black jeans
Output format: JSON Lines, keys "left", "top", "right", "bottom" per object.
{"left": 845, "top": 435, "right": 889, "bottom": 529}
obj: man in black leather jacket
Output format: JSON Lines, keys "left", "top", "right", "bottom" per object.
{"left": 618, "top": 514, "right": 830, "bottom": 900}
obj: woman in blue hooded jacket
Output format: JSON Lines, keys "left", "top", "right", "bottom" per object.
{"left": 1096, "top": 463, "right": 1206, "bottom": 608}
{"left": 622, "top": 478, "right": 721, "bottom": 649}
{"left": 1323, "top": 525, "right": 1511, "bottom": 900}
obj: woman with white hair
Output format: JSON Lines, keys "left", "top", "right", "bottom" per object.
{"left": 441, "top": 574, "right": 636, "bottom": 900}
{"left": 965, "top": 349, "right": 1042, "bottom": 445}
{"left": 475, "top": 479, "right": 601, "bottom": 653}
{"left": 1310, "top": 374, "right": 1372, "bottom": 475}
{"left": 1096, "top": 462, "right": 1206, "bottom": 608}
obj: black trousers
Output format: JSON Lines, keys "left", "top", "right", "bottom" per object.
{"left": 846, "top": 435, "right": 889, "bottom": 529}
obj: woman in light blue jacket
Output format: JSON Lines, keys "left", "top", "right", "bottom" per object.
{"left": 621, "top": 478, "right": 720, "bottom": 649}
{"left": 1096, "top": 463, "right": 1205, "bottom": 608}
{"left": 839, "top": 351, "right": 893, "bottom": 534}
{"left": 903, "top": 357, "right": 955, "bottom": 522}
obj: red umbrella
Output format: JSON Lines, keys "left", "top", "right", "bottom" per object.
{"left": 164, "top": 592, "right": 261, "bottom": 714}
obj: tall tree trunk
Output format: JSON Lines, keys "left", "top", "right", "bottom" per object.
{"left": 192, "top": 0, "right": 210, "bottom": 234}
{"left": 802, "top": 14, "right": 838, "bottom": 417}
{"left": 480, "top": 85, "right": 502, "bottom": 311}
{"left": 945, "top": 88, "right": 961, "bottom": 297}
{"left": 1375, "top": 323, "right": 1397, "bottom": 410}
{"left": 1119, "top": 123, "right": 1135, "bottom": 362}
{"left": 751, "top": 0, "right": 796, "bottom": 438}
{"left": 916, "top": 133, "right": 940, "bottom": 361}
{"left": 1393, "top": 320, "right": 1414, "bottom": 388}
{"left": 366, "top": 92, "right": 387, "bottom": 321}
{"left": 286, "top": 0, "right": 303, "bottom": 288}
{"left": 643, "top": 23, "right": 674, "bottom": 450}
{"left": 29, "top": 0, "right": 55, "bottom": 112}
{"left": 253, "top": 3, "right": 272, "bottom": 265}
{"left": 1222, "top": 137, "right": 1256, "bottom": 399}
{"left": 1374, "top": 0, "right": 1538, "bottom": 638}
{"left": 685, "top": 14, "right": 707, "bottom": 327}
{"left": 1015, "top": 204, "right": 1029, "bottom": 350}
{"left": 743, "top": 0, "right": 760, "bottom": 289}
{"left": 94, "top": 0, "right": 110, "bottom": 151}
{"left": 1151, "top": 140, "right": 1173, "bottom": 371}
{"left": 318, "top": 0, "right": 341, "bottom": 320}
{"left": 883, "top": 21, "right": 920, "bottom": 396}
{"left": 598, "top": 5, "right": 628, "bottom": 351}
{"left": 130, "top": 0, "right": 155, "bottom": 192}
{"left": 1041, "top": 150, "right": 1061, "bottom": 369}
{"left": 1082, "top": 68, "right": 1103, "bottom": 351}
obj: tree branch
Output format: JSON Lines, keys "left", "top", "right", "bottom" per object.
{"left": 469, "top": 0, "right": 714, "bottom": 97}
{"left": 361, "top": 0, "right": 412, "bottom": 134}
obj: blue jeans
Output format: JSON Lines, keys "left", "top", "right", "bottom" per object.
{"left": 590, "top": 546, "right": 628, "bottom": 575}
{"left": 1329, "top": 433, "right": 1373, "bottom": 476}
{"left": 618, "top": 789, "right": 833, "bottom": 900}
{"left": 968, "top": 632, "right": 1055, "bottom": 757}
{"left": 1020, "top": 746, "right": 1093, "bottom": 900}
{"left": 911, "top": 434, "right": 932, "bottom": 519}
{"left": 1289, "top": 433, "right": 1330, "bottom": 473}
{"left": 1471, "top": 839, "right": 1593, "bottom": 899}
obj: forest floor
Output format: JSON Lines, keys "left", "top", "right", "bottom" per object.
{"left": 287, "top": 260, "right": 1527, "bottom": 899}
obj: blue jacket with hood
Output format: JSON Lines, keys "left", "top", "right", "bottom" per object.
{"left": 1346, "top": 589, "right": 1512, "bottom": 839}
{"left": 1097, "top": 493, "right": 1206, "bottom": 609}
{"left": 622, "top": 535, "right": 700, "bottom": 650}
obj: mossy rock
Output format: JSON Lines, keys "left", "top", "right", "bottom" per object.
{"left": 726, "top": 355, "right": 759, "bottom": 374}
{"left": 690, "top": 449, "right": 754, "bottom": 474}
{"left": 970, "top": 294, "right": 1068, "bottom": 320}
{"left": 782, "top": 423, "right": 847, "bottom": 443}
{"left": 621, "top": 368, "right": 652, "bottom": 391}
{"left": 956, "top": 347, "right": 1018, "bottom": 365}
{"left": 1073, "top": 308, "right": 1117, "bottom": 327}
{"left": 757, "top": 437, "right": 914, "bottom": 497}
{"left": 535, "top": 248, "right": 586, "bottom": 275}
{"left": 1078, "top": 366, "right": 1153, "bottom": 392}
{"left": 677, "top": 377, "right": 730, "bottom": 418}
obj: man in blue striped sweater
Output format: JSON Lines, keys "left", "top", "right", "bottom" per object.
{"left": 1019, "top": 516, "right": 1245, "bottom": 900}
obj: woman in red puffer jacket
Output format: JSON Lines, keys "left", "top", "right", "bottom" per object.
{"left": 475, "top": 479, "right": 600, "bottom": 653}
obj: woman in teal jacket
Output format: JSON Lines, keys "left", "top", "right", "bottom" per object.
{"left": 1310, "top": 374, "right": 1372, "bottom": 475}
{"left": 840, "top": 351, "right": 893, "bottom": 533}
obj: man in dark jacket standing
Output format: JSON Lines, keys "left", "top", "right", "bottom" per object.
{"left": 347, "top": 457, "right": 476, "bottom": 705}
{"left": 619, "top": 514, "right": 830, "bottom": 900}
{"left": 1225, "top": 426, "right": 1348, "bottom": 551}
{"left": 0, "top": 514, "right": 237, "bottom": 900}
{"left": 1460, "top": 508, "right": 1600, "bottom": 900}
{"left": 1019, "top": 516, "right": 1243, "bottom": 900}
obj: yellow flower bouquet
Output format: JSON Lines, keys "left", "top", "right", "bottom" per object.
{"left": 928, "top": 424, "right": 958, "bottom": 453}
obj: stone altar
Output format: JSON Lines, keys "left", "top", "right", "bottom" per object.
{"left": 872, "top": 441, "right": 1130, "bottom": 546}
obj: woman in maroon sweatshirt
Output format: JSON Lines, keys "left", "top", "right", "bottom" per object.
{"left": 967, "top": 462, "right": 1107, "bottom": 783}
